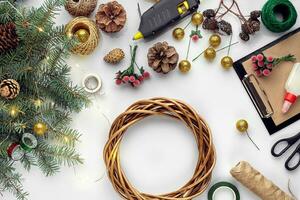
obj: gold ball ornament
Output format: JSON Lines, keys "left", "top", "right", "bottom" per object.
{"left": 179, "top": 60, "right": 191, "bottom": 73}
{"left": 173, "top": 28, "right": 185, "bottom": 40}
{"left": 33, "top": 122, "right": 48, "bottom": 136}
{"left": 236, "top": 119, "right": 248, "bottom": 133}
{"left": 204, "top": 48, "right": 216, "bottom": 60}
{"left": 221, "top": 56, "right": 234, "bottom": 69}
{"left": 191, "top": 12, "right": 204, "bottom": 26}
{"left": 75, "top": 29, "right": 90, "bottom": 43}
{"left": 209, "top": 34, "right": 221, "bottom": 48}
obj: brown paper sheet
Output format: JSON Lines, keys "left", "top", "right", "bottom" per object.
{"left": 242, "top": 32, "right": 300, "bottom": 126}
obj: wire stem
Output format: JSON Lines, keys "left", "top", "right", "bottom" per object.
{"left": 186, "top": 37, "right": 192, "bottom": 60}
{"left": 246, "top": 131, "right": 260, "bottom": 151}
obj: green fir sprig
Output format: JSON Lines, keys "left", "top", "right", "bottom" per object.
{"left": 0, "top": 0, "right": 89, "bottom": 199}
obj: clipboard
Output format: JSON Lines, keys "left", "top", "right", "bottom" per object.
{"left": 233, "top": 28, "right": 300, "bottom": 135}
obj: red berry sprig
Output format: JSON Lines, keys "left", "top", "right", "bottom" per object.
{"left": 251, "top": 53, "right": 296, "bottom": 77}
{"left": 115, "top": 45, "right": 150, "bottom": 87}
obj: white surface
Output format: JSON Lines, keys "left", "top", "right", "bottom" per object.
{"left": 4, "top": 0, "right": 300, "bottom": 199}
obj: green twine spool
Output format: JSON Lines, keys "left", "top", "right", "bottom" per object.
{"left": 262, "top": 0, "right": 297, "bottom": 33}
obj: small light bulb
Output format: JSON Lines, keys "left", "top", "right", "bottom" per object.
{"left": 37, "top": 27, "right": 44, "bottom": 32}
{"left": 9, "top": 106, "right": 19, "bottom": 117}
{"left": 64, "top": 136, "right": 69, "bottom": 143}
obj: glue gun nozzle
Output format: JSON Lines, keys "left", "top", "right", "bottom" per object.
{"left": 133, "top": 32, "right": 144, "bottom": 40}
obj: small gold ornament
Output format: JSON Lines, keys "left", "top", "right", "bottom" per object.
{"left": 172, "top": 28, "right": 185, "bottom": 40}
{"left": 191, "top": 12, "right": 204, "bottom": 26}
{"left": 179, "top": 60, "right": 191, "bottom": 73}
{"left": 33, "top": 122, "right": 48, "bottom": 136}
{"left": 8, "top": 105, "right": 19, "bottom": 118}
{"left": 235, "top": 119, "right": 260, "bottom": 150}
{"left": 236, "top": 119, "right": 248, "bottom": 133}
{"left": 221, "top": 56, "right": 234, "bottom": 69}
{"left": 204, "top": 48, "right": 216, "bottom": 60}
{"left": 209, "top": 34, "right": 221, "bottom": 48}
{"left": 75, "top": 29, "right": 90, "bottom": 43}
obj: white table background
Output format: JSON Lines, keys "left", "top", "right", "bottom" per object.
{"left": 4, "top": 0, "right": 300, "bottom": 199}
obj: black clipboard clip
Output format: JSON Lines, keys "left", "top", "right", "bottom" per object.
{"left": 242, "top": 74, "right": 274, "bottom": 118}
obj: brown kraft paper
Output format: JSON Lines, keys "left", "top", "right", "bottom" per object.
{"left": 230, "top": 161, "right": 294, "bottom": 200}
{"left": 242, "top": 31, "right": 300, "bottom": 126}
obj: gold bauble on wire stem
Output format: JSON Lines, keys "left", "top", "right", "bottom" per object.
{"left": 65, "top": 17, "right": 99, "bottom": 55}
{"left": 179, "top": 60, "right": 191, "bottom": 73}
{"left": 204, "top": 47, "right": 216, "bottom": 60}
{"left": 172, "top": 27, "right": 185, "bottom": 40}
{"left": 191, "top": 12, "right": 204, "bottom": 26}
{"left": 209, "top": 34, "right": 221, "bottom": 48}
{"left": 236, "top": 119, "right": 260, "bottom": 150}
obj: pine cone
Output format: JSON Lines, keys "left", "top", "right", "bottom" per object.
{"left": 104, "top": 48, "right": 125, "bottom": 64}
{"left": 241, "top": 22, "right": 254, "bottom": 35}
{"left": 95, "top": 1, "right": 127, "bottom": 33}
{"left": 218, "top": 20, "right": 232, "bottom": 35}
{"left": 250, "top": 10, "right": 261, "bottom": 20}
{"left": 147, "top": 42, "right": 179, "bottom": 74}
{"left": 202, "top": 18, "right": 218, "bottom": 31}
{"left": 239, "top": 32, "right": 250, "bottom": 41}
{"left": 0, "top": 22, "right": 19, "bottom": 54}
{"left": 203, "top": 9, "right": 216, "bottom": 18}
{"left": 0, "top": 79, "right": 20, "bottom": 100}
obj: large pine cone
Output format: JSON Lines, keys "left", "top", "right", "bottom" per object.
{"left": 95, "top": 1, "right": 127, "bottom": 33}
{"left": 0, "top": 79, "right": 20, "bottom": 100}
{"left": 147, "top": 42, "right": 179, "bottom": 74}
{"left": 0, "top": 22, "right": 19, "bottom": 54}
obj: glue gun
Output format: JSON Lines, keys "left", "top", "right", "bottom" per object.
{"left": 133, "top": 0, "right": 200, "bottom": 40}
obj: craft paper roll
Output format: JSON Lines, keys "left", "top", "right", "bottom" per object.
{"left": 230, "top": 161, "right": 294, "bottom": 200}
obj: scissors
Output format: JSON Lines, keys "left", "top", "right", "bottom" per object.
{"left": 271, "top": 132, "right": 300, "bottom": 171}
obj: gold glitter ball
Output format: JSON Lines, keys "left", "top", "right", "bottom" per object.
{"left": 179, "top": 60, "right": 191, "bottom": 73}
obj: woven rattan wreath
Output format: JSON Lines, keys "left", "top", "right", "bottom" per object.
{"left": 103, "top": 97, "right": 216, "bottom": 200}
{"left": 65, "top": 17, "right": 99, "bottom": 55}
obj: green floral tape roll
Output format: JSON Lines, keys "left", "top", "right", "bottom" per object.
{"left": 208, "top": 182, "right": 240, "bottom": 200}
{"left": 262, "top": 0, "right": 297, "bottom": 33}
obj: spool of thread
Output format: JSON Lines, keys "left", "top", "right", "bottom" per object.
{"left": 230, "top": 161, "right": 294, "bottom": 200}
{"left": 262, "top": 0, "right": 297, "bottom": 33}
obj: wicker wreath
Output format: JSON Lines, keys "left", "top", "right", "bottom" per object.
{"left": 103, "top": 97, "right": 216, "bottom": 200}
{"left": 65, "top": 0, "right": 97, "bottom": 17}
{"left": 65, "top": 17, "right": 99, "bottom": 55}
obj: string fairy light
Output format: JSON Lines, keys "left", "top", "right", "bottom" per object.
{"left": 0, "top": 1, "right": 53, "bottom": 35}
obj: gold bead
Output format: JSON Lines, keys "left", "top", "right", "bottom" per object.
{"left": 209, "top": 34, "right": 221, "bottom": 48}
{"left": 179, "top": 60, "right": 191, "bottom": 73}
{"left": 33, "top": 122, "right": 48, "bottom": 136}
{"left": 8, "top": 105, "right": 19, "bottom": 118}
{"left": 173, "top": 28, "right": 185, "bottom": 40}
{"left": 75, "top": 29, "right": 90, "bottom": 43}
{"left": 204, "top": 48, "right": 216, "bottom": 60}
{"left": 236, "top": 119, "right": 248, "bottom": 133}
{"left": 221, "top": 56, "right": 234, "bottom": 69}
{"left": 191, "top": 12, "right": 204, "bottom": 26}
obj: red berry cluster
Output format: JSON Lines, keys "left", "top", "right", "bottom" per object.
{"left": 115, "top": 45, "right": 150, "bottom": 88}
{"left": 115, "top": 70, "right": 150, "bottom": 87}
{"left": 251, "top": 54, "right": 274, "bottom": 77}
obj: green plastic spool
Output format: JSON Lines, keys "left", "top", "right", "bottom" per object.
{"left": 262, "top": 0, "right": 297, "bottom": 33}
